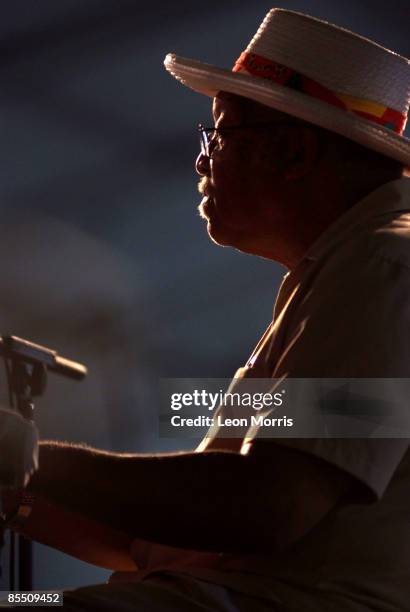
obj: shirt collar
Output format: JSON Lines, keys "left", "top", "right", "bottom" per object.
{"left": 273, "top": 177, "right": 410, "bottom": 320}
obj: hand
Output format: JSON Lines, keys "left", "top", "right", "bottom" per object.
{"left": 0, "top": 487, "right": 22, "bottom": 522}
{"left": 0, "top": 408, "right": 39, "bottom": 489}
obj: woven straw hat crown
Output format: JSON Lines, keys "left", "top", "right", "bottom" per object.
{"left": 243, "top": 9, "right": 409, "bottom": 126}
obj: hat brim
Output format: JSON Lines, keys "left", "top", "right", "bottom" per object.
{"left": 164, "top": 54, "right": 410, "bottom": 169}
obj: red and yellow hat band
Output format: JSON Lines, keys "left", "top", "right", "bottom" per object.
{"left": 233, "top": 52, "right": 406, "bottom": 135}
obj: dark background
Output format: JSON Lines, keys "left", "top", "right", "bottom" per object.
{"left": 0, "top": 0, "right": 409, "bottom": 590}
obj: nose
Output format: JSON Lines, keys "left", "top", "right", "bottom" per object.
{"left": 195, "top": 151, "right": 210, "bottom": 176}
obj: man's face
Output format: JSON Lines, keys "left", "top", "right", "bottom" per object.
{"left": 196, "top": 93, "right": 290, "bottom": 257}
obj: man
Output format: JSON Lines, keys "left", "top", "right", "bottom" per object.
{"left": 3, "top": 8, "right": 410, "bottom": 611}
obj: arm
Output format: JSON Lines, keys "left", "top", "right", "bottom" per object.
{"left": 9, "top": 438, "right": 360, "bottom": 559}
{"left": 10, "top": 495, "right": 137, "bottom": 571}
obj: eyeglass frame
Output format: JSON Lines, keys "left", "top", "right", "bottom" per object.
{"left": 198, "top": 120, "right": 303, "bottom": 158}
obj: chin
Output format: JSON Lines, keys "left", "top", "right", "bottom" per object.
{"left": 207, "top": 218, "right": 245, "bottom": 249}
{"left": 207, "top": 225, "right": 232, "bottom": 246}
{"left": 198, "top": 198, "right": 248, "bottom": 249}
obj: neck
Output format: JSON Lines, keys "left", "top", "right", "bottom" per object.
{"left": 260, "top": 175, "right": 395, "bottom": 270}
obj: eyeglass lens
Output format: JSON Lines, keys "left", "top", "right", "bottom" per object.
{"left": 198, "top": 125, "right": 215, "bottom": 157}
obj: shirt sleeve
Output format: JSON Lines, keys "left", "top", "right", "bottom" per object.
{"left": 251, "top": 244, "right": 410, "bottom": 500}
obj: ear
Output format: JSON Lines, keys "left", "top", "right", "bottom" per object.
{"left": 282, "top": 126, "right": 320, "bottom": 181}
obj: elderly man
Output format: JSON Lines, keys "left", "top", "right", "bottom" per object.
{"left": 2, "top": 8, "right": 410, "bottom": 612}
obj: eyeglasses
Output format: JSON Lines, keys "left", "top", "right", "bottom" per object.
{"left": 198, "top": 121, "right": 300, "bottom": 158}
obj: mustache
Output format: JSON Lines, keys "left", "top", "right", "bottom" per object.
{"left": 198, "top": 178, "right": 212, "bottom": 196}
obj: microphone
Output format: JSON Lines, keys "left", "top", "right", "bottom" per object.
{"left": 0, "top": 336, "right": 87, "bottom": 381}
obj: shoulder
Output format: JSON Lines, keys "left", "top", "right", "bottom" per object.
{"left": 310, "top": 209, "right": 410, "bottom": 307}
{"left": 275, "top": 218, "right": 410, "bottom": 377}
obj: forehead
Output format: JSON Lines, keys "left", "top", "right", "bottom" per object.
{"left": 212, "top": 92, "right": 286, "bottom": 124}
{"left": 212, "top": 93, "right": 244, "bottom": 123}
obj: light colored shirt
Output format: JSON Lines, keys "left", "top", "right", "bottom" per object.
{"left": 122, "top": 178, "right": 410, "bottom": 612}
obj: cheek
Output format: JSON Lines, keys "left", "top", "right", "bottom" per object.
{"left": 213, "top": 162, "right": 265, "bottom": 227}
{"left": 213, "top": 156, "right": 254, "bottom": 203}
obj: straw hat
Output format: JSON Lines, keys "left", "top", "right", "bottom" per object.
{"left": 164, "top": 8, "right": 410, "bottom": 168}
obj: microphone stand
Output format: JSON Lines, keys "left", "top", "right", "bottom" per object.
{"left": 0, "top": 335, "right": 87, "bottom": 592}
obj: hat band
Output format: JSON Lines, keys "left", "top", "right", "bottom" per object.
{"left": 233, "top": 52, "right": 406, "bottom": 135}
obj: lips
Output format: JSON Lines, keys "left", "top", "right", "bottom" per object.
{"left": 202, "top": 194, "right": 216, "bottom": 215}
{"left": 201, "top": 188, "right": 213, "bottom": 199}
